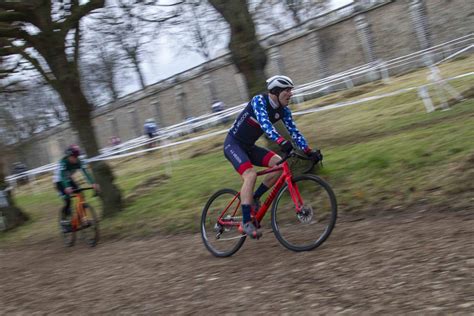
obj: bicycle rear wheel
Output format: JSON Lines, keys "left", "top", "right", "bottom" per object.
{"left": 201, "top": 189, "right": 246, "bottom": 257}
{"left": 271, "top": 175, "right": 337, "bottom": 252}
{"left": 78, "top": 204, "right": 99, "bottom": 247}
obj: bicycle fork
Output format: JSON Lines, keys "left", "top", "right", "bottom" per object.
{"left": 286, "top": 176, "right": 304, "bottom": 213}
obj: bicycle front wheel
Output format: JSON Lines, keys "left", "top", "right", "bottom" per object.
{"left": 201, "top": 189, "right": 246, "bottom": 257}
{"left": 79, "top": 204, "right": 99, "bottom": 247}
{"left": 271, "top": 175, "right": 337, "bottom": 252}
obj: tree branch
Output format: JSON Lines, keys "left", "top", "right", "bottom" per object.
{"left": 0, "top": 24, "right": 40, "bottom": 46}
{"left": 60, "top": 0, "right": 105, "bottom": 32}
{"left": 18, "top": 50, "right": 54, "bottom": 84}
{"left": 0, "top": 1, "right": 37, "bottom": 12}
{"left": 0, "top": 10, "right": 31, "bottom": 23}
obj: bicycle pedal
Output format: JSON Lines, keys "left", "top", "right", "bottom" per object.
{"left": 253, "top": 231, "right": 262, "bottom": 240}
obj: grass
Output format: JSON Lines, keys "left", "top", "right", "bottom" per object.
{"left": 1, "top": 55, "right": 473, "bottom": 245}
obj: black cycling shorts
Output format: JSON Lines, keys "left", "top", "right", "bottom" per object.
{"left": 223, "top": 134, "right": 276, "bottom": 175}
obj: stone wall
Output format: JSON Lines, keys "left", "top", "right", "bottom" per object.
{"left": 426, "top": 0, "right": 474, "bottom": 45}
{"left": 5, "top": 0, "right": 473, "bottom": 171}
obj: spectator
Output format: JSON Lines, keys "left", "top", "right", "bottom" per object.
{"left": 109, "top": 136, "right": 121, "bottom": 147}
{"left": 211, "top": 100, "right": 229, "bottom": 124}
{"left": 211, "top": 100, "right": 225, "bottom": 113}
{"left": 144, "top": 118, "right": 158, "bottom": 148}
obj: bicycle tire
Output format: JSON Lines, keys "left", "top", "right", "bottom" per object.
{"left": 59, "top": 210, "right": 75, "bottom": 247}
{"left": 201, "top": 189, "right": 246, "bottom": 257}
{"left": 271, "top": 175, "right": 337, "bottom": 252}
{"left": 79, "top": 204, "right": 99, "bottom": 247}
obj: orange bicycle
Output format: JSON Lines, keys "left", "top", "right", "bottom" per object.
{"left": 201, "top": 151, "right": 337, "bottom": 257}
{"left": 59, "top": 187, "right": 99, "bottom": 247}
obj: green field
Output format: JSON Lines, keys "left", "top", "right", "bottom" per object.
{"left": 1, "top": 55, "right": 473, "bottom": 245}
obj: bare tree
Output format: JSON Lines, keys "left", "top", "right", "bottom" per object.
{"left": 0, "top": 86, "right": 68, "bottom": 142}
{"left": 85, "top": 0, "right": 181, "bottom": 91}
{"left": 207, "top": 0, "right": 267, "bottom": 95}
{"left": 0, "top": 0, "right": 122, "bottom": 217}
{"left": 167, "top": 0, "right": 227, "bottom": 61}
{"left": 79, "top": 31, "right": 124, "bottom": 105}
{"left": 284, "top": 0, "right": 328, "bottom": 25}
{"left": 250, "top": 0, "right": 329, "bottom": 36}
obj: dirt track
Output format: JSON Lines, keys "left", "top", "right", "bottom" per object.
{"left": 1, "top": 208, "right": 473, "bottom": 315}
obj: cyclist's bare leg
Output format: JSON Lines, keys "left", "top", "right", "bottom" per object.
{"left": 240, "top": 168, "right": 257, "bottom": 205}
{"left": 261, "top": 154, "right": 282, "bottom": 188}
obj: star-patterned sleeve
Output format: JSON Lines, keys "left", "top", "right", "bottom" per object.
{"left": 251, "top": 95, "right": 282, "bottom": 142}
{"left": 282, "top": 107, "right": 309, "bottom": 151}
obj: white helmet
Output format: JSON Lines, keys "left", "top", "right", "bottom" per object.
{"left": 266, "top": 75, "right": 294, "bottom": 91}
{"left": 145, "top": 118, "right": 154, "bottom": 123}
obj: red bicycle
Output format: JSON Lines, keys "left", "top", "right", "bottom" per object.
{"left": 201, "top": 151, "right": 337, "bottom": 257}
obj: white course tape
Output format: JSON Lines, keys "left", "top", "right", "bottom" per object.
{"left": 87, "top": 129, "right": 229, "bottom": 162}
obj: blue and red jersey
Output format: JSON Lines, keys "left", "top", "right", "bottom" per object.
{"left": 228, "top": 94, "right": 309, "bottom": 151}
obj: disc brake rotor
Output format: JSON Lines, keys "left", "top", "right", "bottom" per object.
{"left": 297, "top": 205, "right": 314, "bottom": 223}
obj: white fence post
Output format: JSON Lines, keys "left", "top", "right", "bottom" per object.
{"left": 344, "top": 77, "right": 354, "bottom": 89}
{"left": 418, "top": 86, "right": 435, "bottom": 113}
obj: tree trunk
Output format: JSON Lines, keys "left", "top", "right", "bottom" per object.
{"left": 0, "top": 155, "right": 28, "bottom": 231}
{"left": 208, "top": 0, "right": 267, "bottom": 96}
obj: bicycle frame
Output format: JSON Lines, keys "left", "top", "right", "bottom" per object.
{"left": 70, "top": 193, "right": 83, "bottom": 231}
{"left": 70, "top": 190, "right": 91, "bottom": 231}
{"left": 217, "top": 160, "right": 304, "bottom": 227}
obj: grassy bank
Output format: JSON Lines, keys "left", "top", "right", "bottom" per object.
{"left": 1, "top": 55, "right": 473, "bottom": 245}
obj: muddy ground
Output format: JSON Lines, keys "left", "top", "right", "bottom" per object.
{"left": 1, "top": 208, "right": 473, "bottom": 315}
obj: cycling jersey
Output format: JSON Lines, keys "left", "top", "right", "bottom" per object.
{"left": 53, "top": 157, "right": 94, "bottom": 187}
{"left": 224, "top": 93, "right": 310, "bottom": 175}
{"left": 144, "top": 122, "right": 157, "bottom": 136}
{"left": 228, "top": 94, "right": 309, "bottom": 151}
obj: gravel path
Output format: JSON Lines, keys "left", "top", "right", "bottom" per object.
{"left": 1, "top": 209, "right": 473, "bottom": 315}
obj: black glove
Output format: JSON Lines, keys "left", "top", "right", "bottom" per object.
{"left": 278, "top": 139, "right": 294, "bottom": 154}
{"left": 307, "top": 149, "right": 323, "bottom": 163}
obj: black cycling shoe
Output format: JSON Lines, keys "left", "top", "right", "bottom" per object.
{"left": 240, "top": 222, "right": 262, "bottom": 239}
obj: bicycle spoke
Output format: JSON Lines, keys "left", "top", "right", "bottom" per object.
{"left": 272, "top": 175, "right": 337, "bottom": 251}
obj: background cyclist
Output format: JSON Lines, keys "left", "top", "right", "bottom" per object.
{"left": 223, "top": 75, "right": 322, "bottom": 239}
{"left": 53, "top": 145, "right": 99, "bottom": 231}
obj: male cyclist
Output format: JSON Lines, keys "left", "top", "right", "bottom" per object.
{"left": 223, "top": 75, "right": 322, "bottom": 239}
{"left": 53, "top": 145, "right": 99, "bottom": 231}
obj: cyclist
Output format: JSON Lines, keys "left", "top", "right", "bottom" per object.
{"left": 53, "top": 145, "right": 99, "bottom": 231}
{"left": 223, "top": 75, "right": 322, "bottom": 239}
{"left": 144, "top": 118, "right": 159, "bottom": 148}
